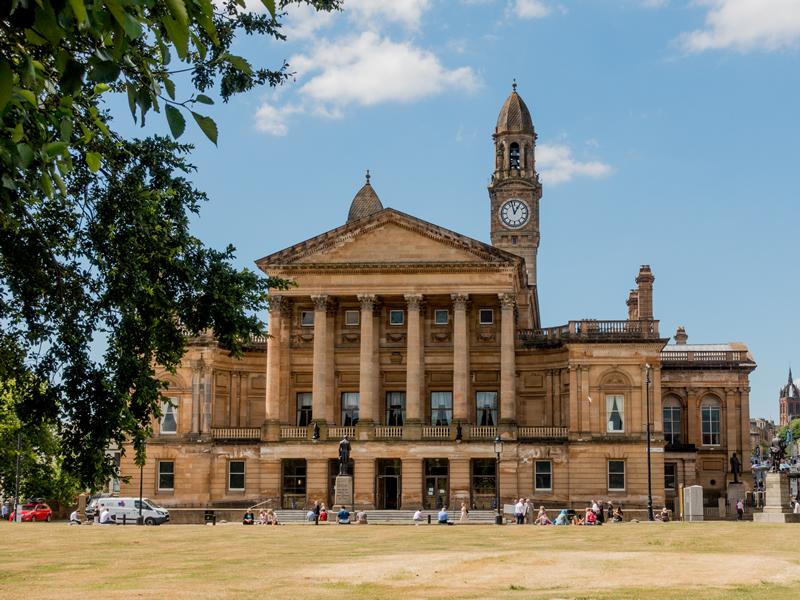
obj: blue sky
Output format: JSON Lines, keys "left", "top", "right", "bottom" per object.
{"left": 112, "top": 0, "right": 800, "bottom": 421}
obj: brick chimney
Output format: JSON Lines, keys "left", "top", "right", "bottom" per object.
{"left": 626, "top": 289, "right": 639, "bottom": 320}
{"left": 674, "top": 326, "right": 688, "bottom": 345}
{"left": 635, "top": 265, "right": 655, "bottom": 320}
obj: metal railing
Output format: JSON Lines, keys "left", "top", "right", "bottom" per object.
{"left": 518, "top": 426, "right": 568, "bottom": 440}
{"left": 280, "top": 426, "right": 307, "bottom": 440}
{"left": 519, "top": 320, "right": 660, "bottom": 346}
{"left": 470, "top": 426, "right": 497, "bottom": 439}
{"left": 211, "top": 428, "right": 261, "bottom": 440}
{"left": 660, "top": 350, "right": 750, "bottom": 366}
{"left": 422, "top": 426, "right": 450, "bottom": 439}
{"left": 374, "top": 426, "right": 403, "bottom": 439}
{"left": 328, "top": 426, "right": 355, "bottom": 438}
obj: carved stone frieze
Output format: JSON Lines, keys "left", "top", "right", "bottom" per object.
{"left": 431, "top": 331, "right": 452, "bottom": 343}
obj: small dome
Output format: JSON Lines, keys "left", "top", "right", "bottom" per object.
{"left": 347, "top": 171, "right": 383, "bottom": 222}
{"left": 495, "top": 82, "right": 534, "bottom": 135}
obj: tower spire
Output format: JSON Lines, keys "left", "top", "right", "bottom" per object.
{"left": 512, "top": 78, "right": 517, "bottom": 92}
{"left": 365, "top": 169, "right": 370, "bottom": 183}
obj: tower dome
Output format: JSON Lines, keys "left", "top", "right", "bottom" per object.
{"left": 347, "top": 170, "right": 384, "bottom": 223}
{"left": 495, "top": 81, "right": 534, "bottom": 135}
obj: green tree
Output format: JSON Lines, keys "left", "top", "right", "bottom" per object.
{"left": 0, "top": 1, "right": 338, "bottom": 489}
{"left": 776, "top": 418, "right": 800, "bottom": 456}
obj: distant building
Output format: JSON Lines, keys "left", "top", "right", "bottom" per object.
{"left": 749, "top": 417, "right": 775, "bottom": 454}
{"left": 779, "top": 368, "right": 800, "bottom": 426}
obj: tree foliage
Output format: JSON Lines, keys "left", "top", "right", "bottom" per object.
{"left": 0, "top": 0, "right": 338, "bottom": 490}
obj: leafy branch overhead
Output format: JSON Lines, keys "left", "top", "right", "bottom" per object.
{"left": 0, "top": 0, "right": 337, "bottom": 490}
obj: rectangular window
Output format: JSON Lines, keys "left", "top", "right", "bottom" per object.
{"left": 385, "top": 391, "right": 406, "bottom": 426}
{"left": 478, "top": 308, "right": 494, "bottom": 325}
{"left": 344, "top": 310, "right": 360, "bottom": 326}
{"left": 160, "top": 398, "right": 178, "bottom": 434}
{"left": 296, "top": 392, "right": 312, "bottom": 426}
{"left": 702, "top": 405, "right": 721, "bottom": 445}
{"left": 434, "top": 309, "right": 449, "bottom": 325}
{"left": 229, "top": 460, "right": 245, "bottom": 491}
{"left": 282, "top": 459, "right": 307, "bottom": 509}
{"left": 341, "top": 392, "right": 360, "bottom": 426}
{"left": 606, "top": 394, "right": 624, "bottom": 433}
{"left": 534, "top": 460, "right": 552, "bottom": 491}
{"left": 476, "top": 391, "right": 498, "bottom": 426}
{"left": 663, "top": 406, "right": 682, "bottom": 445}
{"left": 158, "top": 461, "right": 174, "bottom": 491}
{"left": 389, "top": 309, "right": 405, "bottom": 325}
{"left": 608, "top": 460, "right": 625, "bottom": 491}
{"left": 300, "top": 311, "right": 314, "bottom": 327}
{"left": 664, "top": 462, "right": 677, "bottom": 490}
{"left": 431, "top": 391, "right": 453, "bottom": 426}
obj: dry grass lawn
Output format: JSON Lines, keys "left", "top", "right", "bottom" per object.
{"left": 1, "top": 520, "right": 799, "bottom": 599}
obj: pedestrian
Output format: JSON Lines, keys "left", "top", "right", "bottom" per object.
{"left": 413, "top": 508, "right": 424, "bottom": 525}
{"left": 313, "top": 499, "right": 321, "bottom": 521}
{"left": 460, "top": 501, "right": 469, "bottom": 523}
{"left": 1, "top": 502, "right": 8, "bottom": 521}
{"left": 524, "top": 498, "right": 532, "bottom": 524}
{"left": 736, "top": 498, "right": 744, "bottom": 520}
{"left": 514, "top": 498, "right": 525, "bottom": 525}
{"left": 606, "top": 501, "right": 614, "bottom": 522}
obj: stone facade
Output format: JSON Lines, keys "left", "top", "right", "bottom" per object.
{"left": 779, "top": 368, "right": 800, "bottom": 426}
{"left": 120, "top": 87, "right": 756, "bottom": 512}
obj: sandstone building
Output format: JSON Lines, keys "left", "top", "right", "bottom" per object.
{"left": 120, "top": 86, "right": 756, "bottom": 512}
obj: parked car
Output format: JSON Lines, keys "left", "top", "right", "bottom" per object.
{"left": 9, "top": 502, "right": 52, "bottom": 522}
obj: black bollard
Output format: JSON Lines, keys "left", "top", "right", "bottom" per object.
{"left": 427, "top": 514, "right": 431, "bottom": 525}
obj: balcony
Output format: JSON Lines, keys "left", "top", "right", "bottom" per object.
{"left": 470, "top": 426, "right": 497, "bottom": 439}
{"left": 280, "top": 426, "right": 307, "bottom": 440}
{"left": 422, "top": 426, "right": 450, "bottom": 440}
{"left": 328, "top": 426, "right": 355, "bottom": 439}
{"left": 660, "top": 350, "right": 755, "bottom": 370}
{"left": 211, "top": 428, "right": 261, "bottom": 441}
{"left": 518, "top": 426, "right": 568, "bottom": 440}
{"left": 519, "top": 320, "right": 661, "bottom": 348}
{"left": 374, "top": 426, "right": 403, "bottom": 439}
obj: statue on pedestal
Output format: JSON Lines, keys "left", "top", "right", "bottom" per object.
{"left": 338, "top": 436, "right": 351, "bottom": 475}
{"left": 769, "top": 436, "right": 785, "bottom": 473}
{"left": 729, "top": 452, "right": 741, "bottom": 483}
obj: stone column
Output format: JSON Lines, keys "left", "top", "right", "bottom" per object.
{"left": 568, "top": 365, "right": 580, "bottom": 435}
{"left": 499, "top": 293, "right": 516, "bottom": 425}
{"left": 401, "top": 458, "right": 423, "bottom": 509}
{"left": 740, "top": 386, "right": 751, "bottom": 463}
{"left": 725, "top": 387, "right": 738, "bottom": 457}
{"left": 358, "top": 295, "right": 378, "bottom": 430}
{"left": 201, "top": 365, "right": 213, "bottom": 434}
{"left": 686, "top": 388, "right": 698, "bottom": 446}
{"left": 451, "top": 294, "right": 470, "bottom": 423}
{"left": 311, "top": 295, "right": 330, "bottom": 424}
{"left": 404, "top": 294, "right": 424, "bottom": 439}
{"left": 580, "top": 366, "right": 590, "bottom": 434}
{"left": 265, "top": 296, "right": 283, "bottom": 422}
{"left": 544, "top": 370, "right": 553, "bottom": 427}
{"left": 190, "top": 360, "right": 202, "bottom": 434}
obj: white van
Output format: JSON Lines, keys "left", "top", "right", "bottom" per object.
{"left": 94, "top": 497, "right": 169, "bottom": 525}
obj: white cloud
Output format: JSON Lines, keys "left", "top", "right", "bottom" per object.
{"left": 282, "top": 3, "right": 338, "bottom": 40}
{"left": 536, "top": 143, "right": 612, "bottom": 185}
{"left": 344, "top": 0, "right": 431, "bottom": 30}
{"left": 254, "top": 102, "right": 303, "bottom": 136}
{"left": 512, "top": 0, "right": 551, "bottom": 19}
{"left": 641, "top": 0, "right": 668, "bottom": 7}
{"left": 679, "top": 0, "right": 800, "bottom": 52}
{"left": 291, "top": 31, "right": 480, "bottom": 108}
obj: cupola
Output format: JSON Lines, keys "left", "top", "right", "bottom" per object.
{"left": 347, "top": 170, "right": 383, "bottom": 223}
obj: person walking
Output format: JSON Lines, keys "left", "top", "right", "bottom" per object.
{"left": 459, "top": 501, "right": 469, "bottom": 523}
{"left": 736, "top": 498, "right": 744, "bottom": 520}
{"left": 514, "top": 498, "right": 525, "bottom": 525}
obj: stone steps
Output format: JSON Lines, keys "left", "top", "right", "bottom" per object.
{"left": 274, "top": 509, "right": 500, "bottom": 524}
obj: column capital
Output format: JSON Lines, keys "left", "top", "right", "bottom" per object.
{"left": 498, "top": 293, "right": 516, "bottom": 310}
{"left": 267, "top": 294, "right": 287, "bottom": 313}
{"left": 357, "top": 294, "right": 377, "bottom": 311}
{"left": 404, "top": 293, "right": 423, "bottom": 310}
{"left": 451, "top": 293, "right": 469, "bottom": 310}
{"left": 311, "top": 294, "right": 329, "bottom": 311}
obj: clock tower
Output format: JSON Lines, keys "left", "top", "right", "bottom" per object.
{"left": 488, "top": 82, "right": 542, "bottom": 288}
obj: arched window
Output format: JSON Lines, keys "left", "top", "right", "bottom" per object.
{"left": 509, "top": 142, "right": 520, "bottom": 168}
{"left": 662, "top": 397, "right": 682, "bottom": 445}
{"left": 701, "top": 396, "right": 721, "bottom": 446}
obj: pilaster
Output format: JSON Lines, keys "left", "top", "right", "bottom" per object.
{"left": 311, "top": 295, "right": 331, "bottom": 424}
{"left": 499, "top": 293, "right": 517, "bottom": 426}
{"left": 452, "top": 293, "right": 470, "bottom": 423}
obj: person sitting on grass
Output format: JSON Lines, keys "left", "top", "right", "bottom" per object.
{"left": 438, "top": 506, "right": 450, "bottom": 525}
{"left": 571, "top": 513, "right": 584, "bottom": 526}
{"left": 69, "top": 509, "right": 81, "bottom": 525}
{"left": 534, "top": 506, "right": 551, "bottom": 525}
{"left": 337, "top": 505, "right": 350, "bottom": 524}
{"left": 320, "top": 505, "right": 329, "bottom": 522}
{"left": 612, "top": 507, "right": 624, "bottom": 523}
{"left": 266, "top": 509, "right": 278, "bottom": 525}
{"left": 355, "top": 510, "right": 368, "bottom": 524}
{"left": 242, "top": 510, "right": 255, "bottom": 525}
{"left": 553, "top": 509, "right": 569, "bottom": 526}
{"left": 658, "top": 507, "right": 670, "bottom": 522}
{"left": 413, "top": 508, "right": 424, "bottom": 525}
{"left": 585, "top": 507, "right": 597, "bottom": 525}
{"left": 258, "top": 509, "right": 268, "bottom": 525}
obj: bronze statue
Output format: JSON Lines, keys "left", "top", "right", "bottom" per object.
{"left": 769, "top": 436, "right": 785, "bottom": 473}
{"left": 729, "top": 452, "right": 741, "bottom": 483}
{"left": 338, "top": 436, "right": 351, "bottom": 475}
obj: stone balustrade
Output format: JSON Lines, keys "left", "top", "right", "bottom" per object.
{"left": 422, "top": 426, "right": 451, "bottom": 439}
{"left": 518, "top": 426, "right": 568, "bottom": 440}
{"left": 470, "top": 426, "right": 497, "bottom": 439}
{"left": 280, "top": 426, "right": 307, "bottom": 440}
{"left": 374, "top": 426, "right": 403, "bottom": 439}
{"left": 211, "top": 427, "right": 261, "bottom": 440}
{"left": 328, "top": 426, "right": 355, "bottom": 438}
{"left": 519, "top": 319, "right": 661, "bottom": 347}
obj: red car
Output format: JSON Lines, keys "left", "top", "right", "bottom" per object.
{"left": 9, "top": 503, "right": 52, "bottom": 522}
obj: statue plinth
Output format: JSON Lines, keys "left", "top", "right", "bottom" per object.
{"left": 333, "top": 475, "right": 354, "bottom": 509}
{"left": 753, "top": 472, "right": 800, "bottom": 523}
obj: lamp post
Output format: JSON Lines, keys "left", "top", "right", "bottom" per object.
{"left": 645, "top": 364, "right": 654, "bottom": 521}
{"left": 13, "top": 431, "right": 21, "bottom": 523}
{"left": 494, "top": 435, "right": 503, "bottom": 525}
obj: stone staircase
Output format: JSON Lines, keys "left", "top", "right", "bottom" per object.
{"left": 274, "top": 509, "right": 500, "bottom": 524}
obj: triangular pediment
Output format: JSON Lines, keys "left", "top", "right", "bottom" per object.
{"left": 257, "top": 209, "right": 521, "bottom": 270}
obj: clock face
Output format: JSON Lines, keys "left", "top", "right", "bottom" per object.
{"left": 499, "top": 198, "right": 530, "bottom": 229}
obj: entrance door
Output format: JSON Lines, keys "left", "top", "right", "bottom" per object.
{"left": 375, "top": 459, "right": 402, "bottom": 509}
{"left": 424, "top": 458, "right": 449, "bottom": 510}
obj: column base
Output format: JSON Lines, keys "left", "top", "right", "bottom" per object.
{"left": 355, "top": 419, "right": 375, "bottom": 441}
{"left": 498, "top": 420, "right": 518, "bottom": 440}
{"left": 403, "top": 420, "right": 423, "bottom": 441}
{"left": 262, "top": 420, "right": 281, "bottom": 442}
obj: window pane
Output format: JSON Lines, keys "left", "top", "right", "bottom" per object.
{"left": 229, "top": 461, "right": 245, "bottom": 490}
{"left": 702, "top": 405, "right": 721, "bottom": 445}
{"left": 479, "top": 309, "right": 493, "bottom": 325}
{"left": 161, "top": 399, "right": 177, "bottom": 434}
{"left": 606, "top": 395, "right": 624, "bottom": 432}
{"left": 385, "top": 392, "right": 405, "bottom": 426}
{"left": 664, "top": 463, "right": 676, "bottom": 490}
{"left": 300, "top": 311, "right": 314, "bottom": 326}
{"left": 158, "top": 462, "right": 174, "bottom": 490}
{"left": 342, "top": 392, "right": 360, "bottom": 426}
{"left": 431, "top": 391, "right": 453, "bottom": 426}
{"left": 297, "top": 392, "right": 312, "bottom": 426}
{"left": 389, "top": 310, "right": 404, "bottom": 325}
{"left": 535, "top": 461, "right": 552, "bottom": 490}
{"left": 344, "top": 310, "right": 359, "bottom": 326}
{"left": 608, "top": 460, "right": 625, "bottom": 490}
{"left": 434, "top": 309, "right": 449, "bottom": 325}
{"left": 476, "top": 391, "right": 497, "bottom": 426}
{"left": 663, "top": 406, "right": 682, "bottom": 444}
